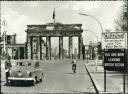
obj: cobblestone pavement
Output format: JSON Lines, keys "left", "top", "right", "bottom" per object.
{"left": 1, "top": 60, "right": 96, "bottom": 93}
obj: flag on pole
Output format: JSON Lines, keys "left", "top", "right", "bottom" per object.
{"left": 53, "top": 8, "right": 55, "bottom": 23}
{"left": 2, "top": 19, "right": 7, "bottom": 27}
{"left": 53, "top": 8, "right": 55, "bottom": 19}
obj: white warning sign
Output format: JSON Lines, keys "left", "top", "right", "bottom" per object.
{"left": 102, "top": 32, "right": 127, "bottom": 49}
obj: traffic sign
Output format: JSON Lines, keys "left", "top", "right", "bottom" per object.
{"left": 102, "top": 32, "right": 127, "bottom": 49}
{"left": 104, "top": 49, "right": 126, "bottom": 71}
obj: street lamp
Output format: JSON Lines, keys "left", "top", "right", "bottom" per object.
{"left": 79, "top": 13, "right": 103, "bottom": 35}
{"left": 84, "top": 30, "right": 99, "bottom": 71}
{"left": 79, "top": 13, "right": 104, "bottom": 70}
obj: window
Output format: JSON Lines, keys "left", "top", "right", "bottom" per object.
{"left": 35, "top": 62, "right": 39, "bottom": 68}
{"left": 19, "top": 62, "right": 25, "bottom": 66}
{"left": 28, "top": 63, "right": 31, "bottom": 66}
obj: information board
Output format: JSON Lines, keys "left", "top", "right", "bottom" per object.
{"left": 102, "top": 32, "right": 127, "bottom": 49}
{"left": 104, "top": 49, "right": 126, "bottom": 71}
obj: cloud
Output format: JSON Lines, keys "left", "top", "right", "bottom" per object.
{"left": 70, "top": 2, "right": 99, "bottom": 12}
{"left": 57, "top": 1, "right": 99, "bottom": 13}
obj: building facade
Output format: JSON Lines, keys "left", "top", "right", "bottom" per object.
{"left": 0, "top": 34, "right": 26, "bottom": 60}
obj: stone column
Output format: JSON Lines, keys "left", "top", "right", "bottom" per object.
{"left": 18, "top": 47, "right": 20, "bottom": 59}
{"left": 40, "top": 36, "right": 42, "bottom": 60}
{"left": 23, "top": 47, "right": 25, "bottom": 59}
{"left": 12, "top": 47, "right": 14, "bottom": 59}
{"left": 46, "top": 36, "right": 51, "bottom": 60}
{"left": 78, "top": 35, "right": 83, "bottom": 59}
{"left": 27, "top": 36, "right": 32, "bottom": 59}
{"left": 30, "top": 36, "right": 33, "bottom": 59}
{"left": 59, "top": 36, "right": 63, "bottom": 59}
{"left": 37, "top": 36, "right": 41, "bottom": 60}
{"left": 69, "top": 36, "right": 73, "bottom": 59}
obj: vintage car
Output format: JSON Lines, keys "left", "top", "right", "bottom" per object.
{"left": 6, "top": 60, "right": 44, "bottom": 86}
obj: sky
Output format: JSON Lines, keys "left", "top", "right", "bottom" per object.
{"left": 1, "top": 1, "right": 124, "bottom": 47}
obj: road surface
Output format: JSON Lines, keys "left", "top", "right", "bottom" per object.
{"left": 1, "top": 60, "right": 96, "bottom": 93}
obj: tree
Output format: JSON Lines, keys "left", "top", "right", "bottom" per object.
{"left": 115, "top": 1, "right": 128, "bottom": 31}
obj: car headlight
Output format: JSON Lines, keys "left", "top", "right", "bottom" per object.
{"left": 27, "top": 71, "right": 32, "bottom": 77}
{"left": 9, "top": 70, "right": 12, "bottom": 75}
{"left": 27, "top": 71, "right": 30, "bottom": 74}
{"left": 18, "top": 71, "right": 22, "bottom": 77}
{"left": 29, "top": 72, "right": 32, "bottom": 77}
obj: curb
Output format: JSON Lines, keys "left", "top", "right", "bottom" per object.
{"left": 84, "top": 64, "right": 126, "bottom": 94}
{"left": 84, "top": 64, "right": 99, "bottom": 94}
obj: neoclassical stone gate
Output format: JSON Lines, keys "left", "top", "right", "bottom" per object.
{"left": 25, "top": 23, "right": 83, "bottom": 60}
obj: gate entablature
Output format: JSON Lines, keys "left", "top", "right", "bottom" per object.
{"left": 26, "top": 23, "right": 83, "bottom": 37}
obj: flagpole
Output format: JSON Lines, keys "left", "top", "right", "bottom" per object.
{"left": 3, "top": 32, "right": 6, "bottom": 53}
{"left": 53, "top": 8, "right": 55, "bottom": 24}
{"left": 54, "top": 17, "right": 55, "bottom": 24}
{"left": 3, "top": 19, "right": 7, "bottom": 56}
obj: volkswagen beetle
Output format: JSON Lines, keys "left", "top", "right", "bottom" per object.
{"left": 6, "top": 60, "right": 44, "bottom": 86}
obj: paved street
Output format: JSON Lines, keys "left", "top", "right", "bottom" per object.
{"left": 1, "top": 60, "right": 96, "bottom": 93}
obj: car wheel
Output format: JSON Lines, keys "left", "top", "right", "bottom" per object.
{"left": 35, "top": 76, "right": 38, "bottom": 83}
{"left": 42, "top": 73, "right": 44, "bottom": 77}
{"left": 10, "top": 81, "right": 14, "bottom": 86}
{"left": 6, "top": 79, "right": 9, "bottom": 85}
{"left": 31, "top": 78, "right": 36, "bottom": 86}
{"left": 39, "top": 78, "right": 42, "bottom": 82}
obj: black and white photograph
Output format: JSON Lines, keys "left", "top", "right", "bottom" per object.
{"left": 0, "top": 1, "right": 128, "bottom": 94}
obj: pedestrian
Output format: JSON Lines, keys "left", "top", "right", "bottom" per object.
{"left": 71, "top": 60, "right": 77, "bottom": 74}
{"left": 35, "top": 61, "right": 39, "bottom": 68}
{"left": 5, "top": 56, "right": 12, "bottom": 84}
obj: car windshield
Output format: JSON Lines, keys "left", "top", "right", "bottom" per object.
{"left": 28, "top": 63, "right": 31, "bottom": 66}
{"left": 19, "top": 62, "right": 25, "bottom": 66}
{"left": 17, "top": 62, "right": 32, "bottom": 67}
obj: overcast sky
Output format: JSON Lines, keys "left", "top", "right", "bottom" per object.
{"left": 1, "top": 1, "right": 124, "bottom": 46}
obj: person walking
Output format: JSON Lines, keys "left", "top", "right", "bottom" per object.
{"left": 71, "top": 60, "right": 77, "bottom": 74}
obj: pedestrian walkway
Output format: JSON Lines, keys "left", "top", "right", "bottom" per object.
{"left": 85, "top": 60, "right": 128, "bottom": 94}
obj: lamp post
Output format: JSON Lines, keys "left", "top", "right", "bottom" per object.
{"left": 84, "top": 30, "right": 99, "bottom": 71}
{"left": 79, "top": 13, "right": 104, "bottom": 70}
{"left": 79, "top": 13, "right": 106, "bottom": 92}
{"left": 2, "top": 19, "right": 7, "bottom": 59}
{"left": 79, "top": 13, "right": 103, "bottom": 34}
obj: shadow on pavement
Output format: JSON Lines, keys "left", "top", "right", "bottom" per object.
{"left": 66, "top": 73, "right": 75, "bottom": 74}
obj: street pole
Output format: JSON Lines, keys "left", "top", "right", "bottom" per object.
{"left": 79, "top": 13, "right": 103, "bottom": 35}
{"left": 104, "top": 70, "right": 106, "bottom": 92}
{"left": 123, "top": 70, "right": 125, "bottom": 93}
{"left": 3, "top": 32, "right": 6, "bottom": 53}
{"left": 79, "top": 13, "right": 106, "bottom": 91}
{"left": 126, "top": 1, "right": 128, "bottom": 92}
{"left": 79, "top": 13, "right": 104, "bottom": 60}
{"left": 2, "top": 19, "right": 7, "bottom": 58}
{"left": 84, "top": 30, "right": 98, "bottom": 71}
